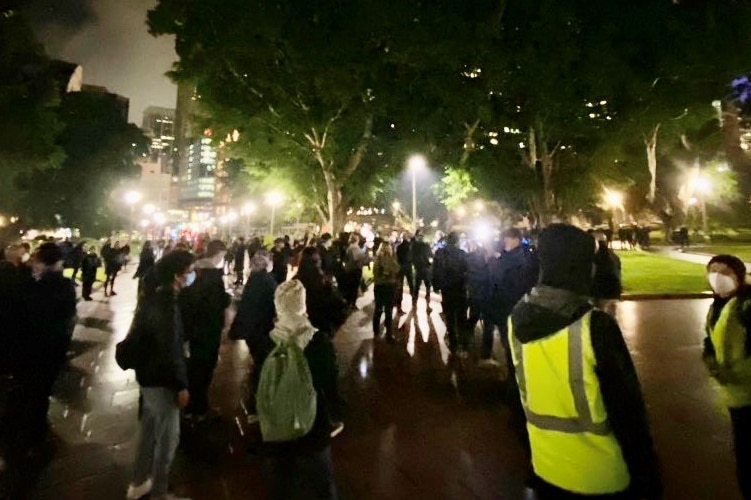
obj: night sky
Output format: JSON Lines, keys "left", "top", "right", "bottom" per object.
{"left": 25, "top": 0, "right": 177, "bottom": 124}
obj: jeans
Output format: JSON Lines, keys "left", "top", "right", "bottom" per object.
{"left": 730, "top": 406, "right": 751, "bottom": 499}
{"left": 133, "top": 387, "right": 181, "bottom": 496}
{"left": 82, "top": 279, "right": 94, "bottom": 299}
{"left": 263, "top": 446, "right": 338, "bottom": 500}
{"left": 373, "top": 284, "right": 395, "bottom": 337}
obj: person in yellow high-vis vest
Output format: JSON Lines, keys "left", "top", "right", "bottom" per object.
{"left": 703, "top": 254, "right": 751, "bottom": 500}
{"left": 509, "top": 224, "right": 661, "bottom": 499}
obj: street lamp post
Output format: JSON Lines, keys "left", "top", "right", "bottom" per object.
{"left": 408, "top": 155, "right": 427, "bottom": 231}
{"left": 266, "top": 192, "right": 283, "bottom": 237}
{"left": 694, "top": 177, "right": 711, "bottom": 235}
{"left": 124, "top": 191, "right": 142, "bottom": 233}
{"left": 242, "top": 202, "right": 256, "bottom": 236}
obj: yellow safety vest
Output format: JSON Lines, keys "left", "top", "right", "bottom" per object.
{"left": 509, "top": 312, "right": 630, "bottom": 495}
{"left": 706, "top": 297, "right": 751, "bottom": 408}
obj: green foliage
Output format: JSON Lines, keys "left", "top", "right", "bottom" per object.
{"left": 0, "top": 6, "right": 63, "bottom": 213}
{"left": 433, "top": 168, "right": 478, "bottom": 211}
{"left": 17, "top": 92, "right": 148, "bottom": 234}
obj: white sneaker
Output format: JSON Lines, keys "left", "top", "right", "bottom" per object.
{"left": 330, "top": 421, "right": 345, "bottom": 438}
{"left": 126, "top": 478, "right": 152, "bottom": 499}
{"left": 247, "top": 414, "right": 260, "bottom": 425}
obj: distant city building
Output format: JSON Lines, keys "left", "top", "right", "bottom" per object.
{"left": 141, "top": 106, "right": 175, "bottom": 174}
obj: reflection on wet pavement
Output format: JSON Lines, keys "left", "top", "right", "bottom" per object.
{"left": 6, "top": 271, "right": 743, "bottom": 499}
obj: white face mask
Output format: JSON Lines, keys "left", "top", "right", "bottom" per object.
{"left": 266, "top": 258, "right": 274, "bottom": 273}
{"left": 21, "top": 253, "right": 30, "bottom": 263}
{"left": 708, "top": 272, "right": 737, "bottom": 296}
{"left": 183, "top": 270, "right": 197, "bottom": 288}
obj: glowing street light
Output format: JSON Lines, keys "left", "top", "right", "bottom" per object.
{"left": 408, "top": 155, "right": 427, "bottom": 230}
{"left": 124, "top": 191, "right": 142, "bottom": 232}
{"left": 603, "top": 189, "right": 624, "bottom": 210}
{"left": 266, "top": 192, "right": 283, "bottom": 236}
{"left": 691, "top": 176, "right": 712, "bottom": 234}
{"left": 242, "top": 202, "right": 256, "bottom": 235}
{"left": 143, "top": 203, "right": 156, "bottom": 216}
{"left": 392, "top": 200, "right": 401, "bottom": 212}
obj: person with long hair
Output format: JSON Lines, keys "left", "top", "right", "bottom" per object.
{"left": 372, "top": 242, "right": 400, "bottom": 342}
{"left": 295, "top": 247, "right": 348, "bottom": 338}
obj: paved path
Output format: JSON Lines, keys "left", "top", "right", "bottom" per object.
{"left": 1, "top": 267, "right": 743, "bottom": 499}
{"left": 651, "top": 246, "right": 751, "bottom": 269}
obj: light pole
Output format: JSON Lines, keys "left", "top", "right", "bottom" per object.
{"left": 242, "top": 202, "right": 256, "bottom": 236}
{"left": 408, "top": 155, "right": 427, "bottom": 231}
{"left": 694, "top": 176, "right": 711, "bottom": 235}
{"left": 124, "top": 191, "right": 142, "bottom": 233}
{"left": 266, "top": 192, "right": 283, "bottom": 237}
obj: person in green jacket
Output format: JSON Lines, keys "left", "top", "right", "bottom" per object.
{"left": 372, "top": 242, "right": 400, "bottom": 342}
{"left": 703, "top": 254, "right": 751, "bottom": 499}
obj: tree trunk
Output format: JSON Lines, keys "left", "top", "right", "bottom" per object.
{"left": 540, "top": 152, "right": 555, "bottom": 225}
{"left": 645, "top": 124, "right": 660, "bottom": 203}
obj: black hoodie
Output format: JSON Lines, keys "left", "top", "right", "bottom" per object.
{"left": 511, "top": 286, "right": 662, "bottom": 499}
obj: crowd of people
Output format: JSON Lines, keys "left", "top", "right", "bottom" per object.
{"left": 0, "top": 221, "right": 749, "bottom": 499}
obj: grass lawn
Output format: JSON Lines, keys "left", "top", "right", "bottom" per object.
{"left": 619, "top": 251, "right": 709, "bottom": 295}
{"left": 686, "top": 244, "right": 751, "bottom": 263}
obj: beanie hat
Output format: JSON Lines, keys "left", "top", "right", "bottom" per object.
{"left": 538, "top": 224, "right": 596, "bottom": 296}
{"left": 204, "top": 239, "right": 227, "bottom": 258}
{"left": 37, "top": 242, "right": 63, "bottom": 266}
{"left": 707, "top": 254, "right": 746, "bottom": 285}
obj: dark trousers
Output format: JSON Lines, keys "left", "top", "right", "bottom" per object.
{"left": 442, "top": 288, "right": 468, "bottom": 349}
{"left": 234, "top": 266, "right": 245, "bottom": 284}
{"left": 341, "top": 269, "right": 362, "bottom": 307}
{"left": 730, "top": 406, "right": 751, "bottom": 499}
{"left": 104, "top": 271, "right": 118, "bottom": 293}
{"left": 82, "top": 278, "right": 95, "bottom": 299}
{"left": 263, "top": 446, "right": 338, "bottom": 500}
{"left": 373, "top": 284, "right": 395, "bottom": 337}
{"left": 186, "top": 355, "right": 218, "bottom": 415}
{"left": 413, "top": 267, "right": 431, "bottom": 301}
{"left": 71, "top": 265, "right": 80, "bottom": 282}
{"left": 400, "top": 266, "right": 414, "bottom": 297}
{"left": 467, "top": 298, "right": 495, "bottom": 359}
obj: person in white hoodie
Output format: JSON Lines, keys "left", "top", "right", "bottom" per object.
{"left": 261, "top": 280, "right": 343, "bottom": 500}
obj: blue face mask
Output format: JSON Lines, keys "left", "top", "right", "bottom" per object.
{"left": 184, "top": 270, "right": 196, "bottom": 287}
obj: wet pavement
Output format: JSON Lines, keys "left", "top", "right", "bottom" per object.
{"left": 2, "top": 266, "right": 743, "bottom": 500}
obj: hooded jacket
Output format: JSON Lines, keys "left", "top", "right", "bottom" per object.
{"left": 511, "top": 285, "right": 661, "bottom": 498}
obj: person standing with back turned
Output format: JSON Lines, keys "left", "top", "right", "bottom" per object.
{"left": 509, "top": 224, "right": 661, "bottom": 499}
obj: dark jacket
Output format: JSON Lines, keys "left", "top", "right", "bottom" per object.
{"left": 271, "top": 246, "right": 291, "bottom": 284}
{"left": 396, "top": 240, "right": 412, "bottom": 269}
{"left": 181, "top": 264, "right": 231, "bottom": 361}
{"left": 134, "top": 248, "right": 156, "bottom": 280}
{"left": 229, "top": 270, "right": 277, "bottom": 359}
{"left": 317, "top": 244, "right": 336, "bottom": 278}
{"left": 0, "top": 263, "right": 32, "bottom": 373}
{"left": 133, "top": 288, "right": 189, "bottom": 392}
{"left": 511, "top": 287, "right": 661, "bottom": 499}
{"left": 411, "top": 240, "right": 432, "bottom": 270}
{"left": 488, "top": 246, "right": 539, "bottom": 323}
{"left": 233, "top": 243, "right": 247, "bottom": 270}
{"left": 592, "top": 242, "right": 622, "bottom": 300}
{"left": 432, "top": 245, "right": 467, "bottom": 293}
{"left": 262, "top": 330, "right": 342, "bottom": 455}
{"left": 467, "top": 250, "right": 490, "bottom": 300}
{"left": 81, "top": 252, "right": 101, "bottom": 282}
{"left": 22, "top": 271, "right": 77, "bottom": 371}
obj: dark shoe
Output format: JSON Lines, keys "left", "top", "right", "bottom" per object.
{"left": 83, "top": 297, "right": 93, "bottom": 302}
{"left": 385, "top": 333, "right": 396, "bottom": 343}
{"left": 110, "top": 291, "right": 117, "bottom": 296}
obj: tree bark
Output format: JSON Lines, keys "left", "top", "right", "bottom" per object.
{"left": 645, "top": 124, "right": 660, "bottom": 203}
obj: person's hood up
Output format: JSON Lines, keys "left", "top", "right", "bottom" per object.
{"left": 195, "top": 256, "right": 220, "bottom": 270}
{"left": 270, "top": 280, "right": 317, "bottom": 349}
{"left": 511, "top": 285, "right": 592, "bottom": 344}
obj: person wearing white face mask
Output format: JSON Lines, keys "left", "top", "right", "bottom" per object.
{"left": 179, "top": 240, "right": 232, "bottom": 421}
{"left": 127, "top": 249, "right": 194, "bottom": 500}
{"left": 703, "top": 254, "right": 751, "bottom": 500}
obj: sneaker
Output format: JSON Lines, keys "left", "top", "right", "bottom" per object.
{"left": 478, "top": 358, "right": 500, "bottom": 368}
{"left": 110, "top": 291, "right": 118, "bottom": 296}
{"left": 126, "top": 478, "right": 152, "bottom": 499}
{"left": 330, "top": 421, "right": 345, "bottom": 438}
{"left": 455, "top": 349, "right": 470, "bottom": 359}
{"left": 247, "top": 414, "right": 260, "bottom": 425}
{"left": 83, "top": 297, "right": 93, "bottom": 301}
